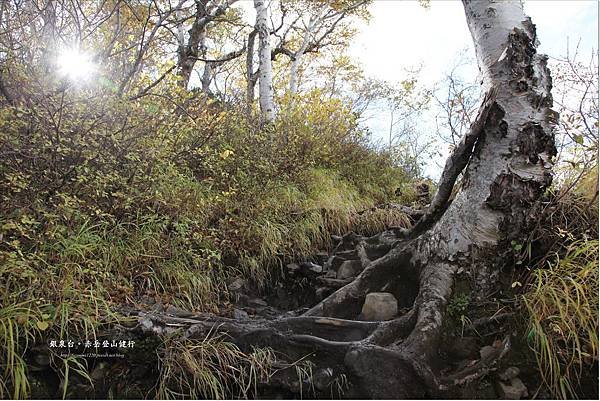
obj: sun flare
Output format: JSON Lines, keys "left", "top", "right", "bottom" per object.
{"left": 56, "top": 48, "right": 97, "bottom": 81}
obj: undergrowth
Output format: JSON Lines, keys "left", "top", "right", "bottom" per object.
{"left": 0, "top": 88, "right": 412, "bottom": 397}
{"left": 520, "top": 166, "right": 599, "bottom": 399}
{"left": 157, "top": 334, "right": 274, "bottom": 399}
{"left": 524, "top": 240, "right": 598, "bottom": 399}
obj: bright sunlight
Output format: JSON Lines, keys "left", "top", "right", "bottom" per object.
{"left": 56, "top": 48, "right": 97, "bottom": 81}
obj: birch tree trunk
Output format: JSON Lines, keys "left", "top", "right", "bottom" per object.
{"left": 245, "top": 30, "right": 258, "bottom": 113}
{"left": 254, "top": 0, "right": 275, "bottom": 122}
{"left": 130, "top": 1, "right": 557, "bottom": 398}
{"left": 288, "top": 8, "right": 326, "bottom": 94}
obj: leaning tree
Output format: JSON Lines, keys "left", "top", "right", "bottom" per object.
{"left": 132, "top": 0, "right": 557, "bottom": 397}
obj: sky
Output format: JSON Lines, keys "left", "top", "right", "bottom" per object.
{"left": 348, "top": 0, "right": 599, "bottom": 178}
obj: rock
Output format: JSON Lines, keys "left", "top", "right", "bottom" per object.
{"left": 315, "top": 287, "right": 332, "bottom": 301}
{"left": 332, "top": 232, "right": 363, "bottom": 253}
{"left": 324, "top": 270, "right": 337, "bottom": 278}
{"left": 286, "top": 263, "right": 300, "bottom": 273}
{"left": 314, "top": 251, "right": 329, "bottom": 265}
{"left": 496, "top": 377, "right": 528, "bottom": 399}
{"left": 498, "top": 366, "right": 520, "bottom": 382}
{"left": 165, "top": 305, "right": 194, "bottom": 317}
{"left": 312, "top": 367, "right": 334, "bottom": 391}
{"left": 334, "top": 249, "right": 358, "bottom": 259}
{"left": 34, "top": 353, "right": 50, "bottom": 366}
{"left": 324, "top": 255, "right": 345, "bottom": 272}
{"left": 248, "top": 298, "right": 268, "bottom": 307}
{"left": 228, "top": 277, "right": 246, "bottom": 292}
{"left": 446, "top": 336, "right": 479, "bottom": 359}
{"left": 360, "top": 292, "right": 398, "bottom": 321}
{"left": 479, "top": 345, "right": 496, "bottom": 360}
{"left": 232, "top": 308, "right": 249, "bottom": 319}
{"left": 300, "top": 261, "right": 322, "bottom": 274}
{"left": 337, "top": 260, "right": 363, "bottom": 279}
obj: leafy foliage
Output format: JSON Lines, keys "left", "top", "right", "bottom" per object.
{"left": 0, "top": 79, "right": 409, "bottom": 397}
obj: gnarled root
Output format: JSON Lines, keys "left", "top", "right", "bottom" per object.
{"left": 121, "top": 233, "right": 510, "bottom": 398}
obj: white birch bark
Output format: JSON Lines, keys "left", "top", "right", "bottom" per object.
{"left": 254, "top": 0, "right": 275, "bottom": 122}
{"left": 288, "top": 6, "right": 326, "bottom": 94}
{"left": 408, "top": 0, "right": 557, "bottom": 298}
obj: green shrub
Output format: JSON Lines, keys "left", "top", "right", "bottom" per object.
{"left": 0, "top": 87, "right": 411, "bottom": 397}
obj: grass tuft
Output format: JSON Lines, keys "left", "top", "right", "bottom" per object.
{"left": 523, "top": 239, "right": 599, "bottom": 399}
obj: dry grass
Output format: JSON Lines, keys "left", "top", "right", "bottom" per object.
{"left": 523, "top": 239, "right": 598, "bottom": 399}
{"left": 157, "top": 334, "right": 274, "bottom": 399}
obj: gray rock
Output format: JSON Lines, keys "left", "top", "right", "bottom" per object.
{"left": 324, "top": 270, "right": 337, "bottom": 278}
{"left": 312, "top": 367, "right": 334, "bottom": 391}
{"left": 286, "top": 263, "right": 300, "bottom": 273}
{"left": 228, "top": 277, "right": 246, "bottom": 292}
{"left": 360, "top": 292, "right": 398, "bottom": 321}
{"left": 34, "top": 353, "right": 50, "bottom": 366}
{"left": 479, "top": 345, "right": 496, "bottom": 360}
{"left": 335, "top": 249, "right": 358, "bottom": 259}
{"left": 324, "top": 255, "right": 345, "bottom": 271}
{"left": 496, "top": 377, "right": 528, "bottom": 399}
{"left": 337, "top": 260, "right": 363, "bottom": 279}
{"left": 233, "top": 308, "right": 249, "bottom": 319}
{"left": 498, "top": 366, "right": 520, "bottom": 382}
{"left": 165, "top": 305, "right": 194, "bottom": 317}
{"left": 248, "top": 298, "right": 268, "bottom": 307}
{"left": 315, "top": 287, "right": 332, "bottom": 301}
{"left": 300, "top": 261, "right": 323, "bottom": 274}
{"left": 314, "top": 251, "right": 329, "bottom": 265}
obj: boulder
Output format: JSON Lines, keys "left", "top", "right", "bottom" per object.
{"left": 337, "top": 260, "right": 363, "bottom": 279}
{"left": 233, "top": 308, "right": 249, "bottom": 319}
{"left": 498, "top": 366, "right": 520, "bottom": 382}
{"left": 360, "top": 292, "right": 398, "bottom": 321}
{"left": 496, "top": 377, "right": 528, "bottom": 399}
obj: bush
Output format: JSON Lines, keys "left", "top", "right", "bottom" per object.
{"left": 0, "top": 87, "right": 411, "bottom": 397}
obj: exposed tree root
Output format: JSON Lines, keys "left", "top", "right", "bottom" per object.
{"left": 119, "top": 230, "right": 510, "bottom": 398}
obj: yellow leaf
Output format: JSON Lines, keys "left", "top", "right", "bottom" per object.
{"left": 220, "top": 149, "right": 234, "bottom": 159}
{"left": 36, "top": 321, "right": 49, "bottom": 331}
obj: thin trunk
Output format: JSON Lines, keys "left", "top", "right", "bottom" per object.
{"left": 388, "top": 108, "right": 394, "bottom": 150}
{"left": 289, "top": 6, "right": 327, "bottom": 94}
{"left": 246, "top": 30, "right": 257, "bottom": 112}
{"left": 201, "top": 61, "right": 212, "bottom": 93}
{"left": 254, "top": 0, "right": 275, "bottom": 122}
